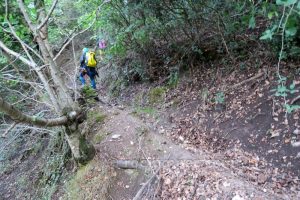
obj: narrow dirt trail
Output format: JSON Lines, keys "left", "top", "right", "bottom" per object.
{"left": 89, "top": 102, "right": 293, "bottom": 200}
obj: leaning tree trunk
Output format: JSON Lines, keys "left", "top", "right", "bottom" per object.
{"left": 0, "top": 0, "right": 96, "bottom": 164}
{"left": 0, "top": 97, "right": 95, "bottom": 164}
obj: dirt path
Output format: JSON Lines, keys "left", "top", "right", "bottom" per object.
{"left": 86, "top": 102, "right": 296, "bottom": 200}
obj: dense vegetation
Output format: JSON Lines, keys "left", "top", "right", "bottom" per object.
{"left": 2, "top": 0, "right": 300, "bottom": 106}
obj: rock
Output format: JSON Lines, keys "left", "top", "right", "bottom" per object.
{"left": 117, "top": 105, "right": 125, "bottom": 110}
{"left": 232, "top": 194, "right": 245, "bottom": 200}
{"left": 291, "top": 141, "right": 300, "bottom": 147}
{"left": 159, "top": 129, "right": 165, "bottom": 134}
{"left": 112, "top": 134, "right": 121, "bottom": 139}
{"left": 165, "top": 178, "right": 172, "bottom": 185}
{"left": 223, "top": 181, "right": 231, "bottom": 187}
{"left": 257, "top": 174, "right": 268, "bottom": 184}
{"left": 293, "top": 129, "right": 300, "bottom": 135}
{"left": 179, "top": 136, "right": 184, "bottom": 141}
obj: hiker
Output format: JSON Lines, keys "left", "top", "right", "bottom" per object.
{"left": 79, "top": 47, "right": 98, "bottom": 89}
{"left": 98, "top": 39, "right": 106, "bottom": 60}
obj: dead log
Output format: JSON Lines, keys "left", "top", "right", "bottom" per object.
{"left": 113, "top": 160, "right": 145, "bottom": 170}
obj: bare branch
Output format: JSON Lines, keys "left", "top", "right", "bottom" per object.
{"left": 53, "top": 19, "right": 96, "bottom": 61}
{"left": 0, "top": 40, "right": 36, "bottom": 68}
{"left": 17, "top": 0, "right": 36, "bottom": 33}
{"left": 0, "top": 96, "right": 68, "bottom": 127}
{"left": 54, "top": 0, "right": 111, "bottom": 60}
{"left": 37, "top": 0, "right": 58, "bottom": 30}
{"left": 1, "top": 122, "right": 17, "bottom": 138}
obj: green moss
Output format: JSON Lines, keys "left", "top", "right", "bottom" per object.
{"left": 148, "top": 87, "right": 166, "bottom": 105}
{"left": 93, "top": 132, "right": 107, "bottom": 144}
{"left": 87, "top": 111, "right": 107, "bottom": 124}
{"left": 64, "top": 160, "right": 112, "bottom": 200}
{"left": 81, "top": 86, "right": 98, "bottom": 104}
{"left": 78, "top": 135, "right": 96, "bottom": 165}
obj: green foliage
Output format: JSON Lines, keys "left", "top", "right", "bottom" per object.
{"left": 271, "top": 78, "right": 297, "bottom": 97}
{"left": 272, "top": 78, "right": 300, "bottom": 113}
{"left": 168, "top": 71, "right": 179, "bottom": 88}
{"left": 285, "top": 104, "right": 300, "bottom": 113}
{"left": 214, "top": 92, "right": 225, "bottom": 104}
{"left": 259, "top": 0, "right": 300, "bottom": 58}
{"left": 75, "top": 0, "right": 260, "bottom": 84}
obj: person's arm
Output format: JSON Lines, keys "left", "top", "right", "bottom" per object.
{"left": 80, "top": 54, "right": 85, "bottom": 67}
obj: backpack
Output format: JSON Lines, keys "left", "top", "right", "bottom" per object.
{"left": 85, "top": 51, "right": 97, "bottom": 67}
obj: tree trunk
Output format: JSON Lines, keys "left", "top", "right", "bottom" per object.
{"left": 0, "top": 0, "right": 97, "bottom": 164}
{"left": 65, "top": 126, "right": 96, "bottom": 164}
{"left": 0, "top": 96, "right": 95, "bottom": 164}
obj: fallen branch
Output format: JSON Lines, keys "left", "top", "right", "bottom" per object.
{"left": 226, "top": 71, "right": 264, "bottom": 91}
{"left": 1, "top": 122, "right": 17, "bottom": 138}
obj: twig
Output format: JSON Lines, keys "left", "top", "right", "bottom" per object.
{"left": 138, "top": 135, "right": 155, "bottom": 173}
{"left": 291, "top": 95, "right": 300, "bottom": 105}
{"left": 37, "top": 0, "right": 58, "bottom": 30}
{"left": 217, "top": 18, "right": 234, "bottom": 62}
{"left": 226, "top": 71, "right": 264, "bottom": 91}
{"left": 53, "top": 0, "right": 110, "bottom": 61}
{"left": 223, "top": 128, "right": 237, "bottom": 138}
{"left": 1, "top": 122, "right": 17, "bottom": 138}
{"left": 133, "top": 168, "right": 160, "bottom": 200}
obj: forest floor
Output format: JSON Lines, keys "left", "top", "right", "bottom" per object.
{"left": 93, "top": 60, "right": 300, "bottom": 199}
{"left": 57, "top": 95, "right": 299, "bottom": 199}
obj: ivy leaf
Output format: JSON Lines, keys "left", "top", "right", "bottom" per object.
{"left": 285, "top": 26, "right": 297, "bottom": 37}
{"left": 260, "top": 29, "right": 273, "bottom": 40}
{"left": 268, "top": 11, "right": 279, "bottom": 19}
{"left": 290, "top": 82, "right": 295, "bottom": 90}
{"left": 285, "top": 104, "right": 300, "bottom": 113}
{"left": 277, "top": 85, "right": 288, "bottom": 93}
{"left": 249, "top": 16, "right": 256, "bottom": 29}
{"left": 268, "top": 12, "right": 274, "bottom": 19}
